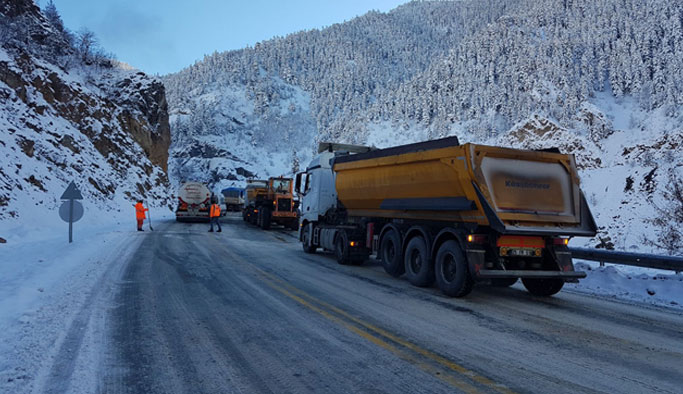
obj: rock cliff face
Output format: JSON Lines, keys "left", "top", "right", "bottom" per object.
{"left": 112, "top": 72, "right": 171, "bottom": 172}
{"left": 0, "top": 0, "right": 173, "bottom": 220}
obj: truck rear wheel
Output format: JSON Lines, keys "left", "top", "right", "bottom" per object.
{"left": 380, "top": 230, "right": 404, "bottom": 277}
{"left": 522, "top": 278, "right": 564, "bottom": 296}
{"left": 404, "top": 236, "right": 434, "bottom": 287}
{"left": 335, "top": 232, "right": 352, "bottom": 265}
{"left": 302, "top": 224, "right": 316, "bottom": 254}
{"left": 435, "top": 240, "right": 473, "bottom": 297}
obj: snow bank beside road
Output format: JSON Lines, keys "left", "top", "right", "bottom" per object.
{"left": 0, "top": 206, "right": 172, "bottom": 393}
{"left": 567, "top": 261, "right": 683, "bottom": 310}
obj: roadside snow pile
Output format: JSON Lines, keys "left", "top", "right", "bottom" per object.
{"left": 0, "top": 207, "right": 172, "bottom": 394}
{"left": 568, "top": 261, "right": 683, "bottom": 310}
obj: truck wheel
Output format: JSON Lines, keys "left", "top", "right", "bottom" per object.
{"left": 522, "top": 278, "right": 564, "bottom": 296}
{"left": 404, "top": 236, "right": 434, "bottom": 287}
{"left": 302, "top": 224, "right": 317, "bottom": 254}
{"left": 435, "top": 240, "right": 473, "bottom": 297}
{"left": 335, "top": 232, "right": 352, "bottom": 265}
{"left": 380, "top": 230, "right": 404, "bottom": 277}
{"left": 262, "top": 208, "right": 271, "bottom": 230}
{"left": 491, "top": 278, "right": 518, "bottom": 287}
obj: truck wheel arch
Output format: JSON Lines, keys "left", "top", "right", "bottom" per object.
{"left": 300, "top": 220, "right": 310, "bottom": 241}
{"left": 403, "top": 226, "right": 433, "bottom": 261}
{"left": 378, "top": 224, "right": 403, "bottom": 255}
{"left": 432, "top": 228, "right": 467, "bottom": 263}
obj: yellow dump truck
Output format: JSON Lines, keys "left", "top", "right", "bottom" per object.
{"left": 295, "top": 136, "right": 597, "bottom": 297}
{"left": 243, "top": 177, "right": 298, "bottom": 230}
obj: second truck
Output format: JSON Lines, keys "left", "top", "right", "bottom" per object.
{"left": 243, "top": 177, "right": 299, "bottom": 230}
{"left": 295, "top": 137, "right": 597, "bottom": 297}
{"left": 175, "top": 182, "right": 212, "bottom": 222}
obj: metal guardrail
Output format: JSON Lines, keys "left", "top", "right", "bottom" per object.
{"left": 569, "top": 247, "right": 683, "bottom": 272}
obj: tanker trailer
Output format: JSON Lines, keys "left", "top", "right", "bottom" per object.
{"left": 295, "top": 137, "right": 597, "bottom": 297}
{"left": 175, "top": 182, "right": 211, "bottom": 222}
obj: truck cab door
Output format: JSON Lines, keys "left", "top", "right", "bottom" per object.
{"left": 300, "top": 171, "right": 317, "bottom": 221}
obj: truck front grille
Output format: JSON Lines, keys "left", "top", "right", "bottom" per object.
{"left": 277, "top": 198, "right": 292, "bottom": 212}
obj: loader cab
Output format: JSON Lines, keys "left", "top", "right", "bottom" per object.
{"left": 297, "top": 151, "right": 337, "bottom": 224}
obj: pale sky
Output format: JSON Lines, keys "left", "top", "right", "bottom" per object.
{"left": 40, "top": 0, "right": 409, "bottom": 75}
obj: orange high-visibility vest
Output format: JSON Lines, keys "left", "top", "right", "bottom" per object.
{"left": 210, "top": 204, "right": 221, "bottom": 218}
{"left": 135, "top": 202, "right": 147, "bottom": 219}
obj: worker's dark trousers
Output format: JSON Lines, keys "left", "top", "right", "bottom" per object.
{"left": 137, "top": 219, "right": 144, "bottom": 230}
{"left": 210, "top": 217, "right": 221, "bottom": 231}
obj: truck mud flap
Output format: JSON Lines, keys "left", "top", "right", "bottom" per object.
{"left": 465, "top": 248, "right": 486, "bottom": 280}
{"left": 549, "top": 245, "right": 580, "bottom": 282}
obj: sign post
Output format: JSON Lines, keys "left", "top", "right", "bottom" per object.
{"left": 59, "top": 181, "right": 84, "bottom": 243}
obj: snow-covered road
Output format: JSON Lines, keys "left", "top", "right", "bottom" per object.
{"left": 2, "top": 214, "right": 682, "bottom": 393}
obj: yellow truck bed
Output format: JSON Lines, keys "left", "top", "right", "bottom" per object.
{"left": 333, "top": 137, "right": 596, "bottom": 236}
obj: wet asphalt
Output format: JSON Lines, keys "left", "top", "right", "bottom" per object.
{"left": 46, "top": 214, "right": 683, "bottom": 393}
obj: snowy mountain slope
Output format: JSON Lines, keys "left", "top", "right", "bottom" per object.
{"left": 168, "top": 77, "right": 315, "bottom": 191}
{"left": 0, "top": 0, "right": 174, "bottom": 234}
{"left": 162, "top": 0, "right": 519, "bottom": 188}
{"left": 357, "top": 0, "right": 683, "bottom": 138}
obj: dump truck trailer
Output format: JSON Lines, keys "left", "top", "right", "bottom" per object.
{"left": 243, "top": 178, "right": 299, "bottom": 230}
{"left": 295, "top": 137, "right": 597, "bottom": 297}
{"left": 176, "top": 182, "right": 211, "bottom": 222}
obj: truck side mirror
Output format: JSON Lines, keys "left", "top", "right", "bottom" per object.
{"left": 295, "top": 172, "right": 303, "bottom": 194}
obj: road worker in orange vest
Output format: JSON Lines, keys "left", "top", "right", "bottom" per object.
{"left": 134, "top": 200, "right": 148, "bottom": 231}
{"left": 209, "top": 196, "right": 222, "bottom": 233}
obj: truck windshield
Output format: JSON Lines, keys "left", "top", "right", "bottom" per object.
{"left": 272, "top": 179, "right": 291, "bottom": 192}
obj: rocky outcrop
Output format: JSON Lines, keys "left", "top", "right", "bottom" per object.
{"left": 0, "top": 0, "right": 174, "bottom": 219}
{"left": 113, "top": 73, "right": 171, "bottom": 172}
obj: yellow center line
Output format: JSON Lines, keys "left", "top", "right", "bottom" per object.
{"left": 211, "top": 238, "right": 513, "bottom": 394}
{"left": 259, "top": 274, "right": 481, "bottom": 394}
{"left": 257, "top": 268, "right": 516, "bottom": 394}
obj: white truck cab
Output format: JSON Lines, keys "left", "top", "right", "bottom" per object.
{"left": 297, "top": 150, "right": 337, "bottom": 224}
{"left": 295, "top": 143, "right": 375, "bottom": 245}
